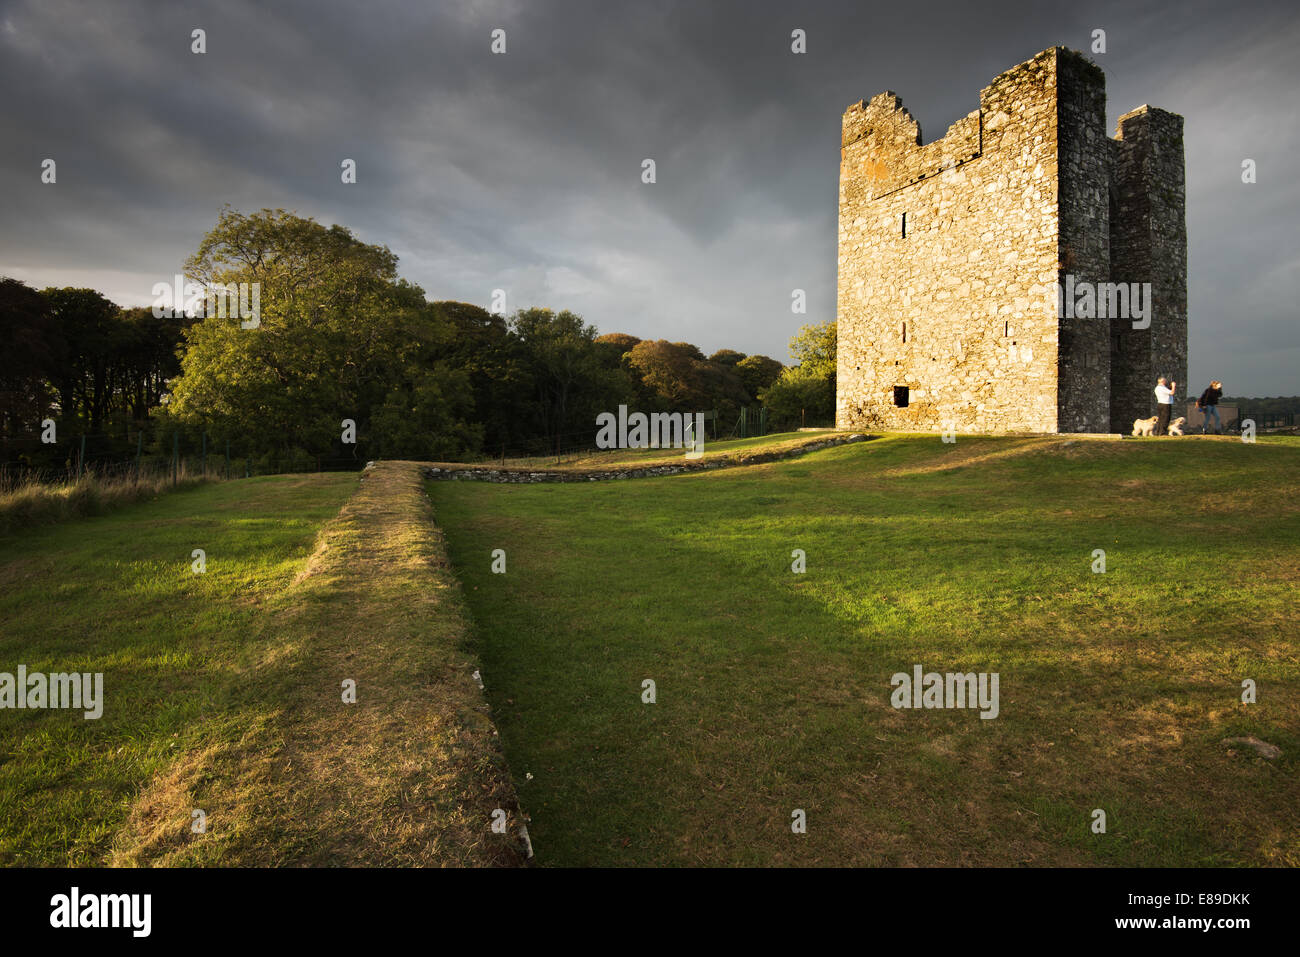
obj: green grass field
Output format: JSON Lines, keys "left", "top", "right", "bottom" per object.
{"left": 0, "top": 474, "right": 355, "bottom": 864}
{"left": 428, "top": 434, "right": 1300, "bottom": 866}
{"left": 3, "top": 434, "right": 1296, "bottom": 867}
{"left": 0, "top": 466, "right": 524, "bottom": 867}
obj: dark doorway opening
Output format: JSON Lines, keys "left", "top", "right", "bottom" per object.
{"left": 893, "top": 386, "right": 910, "bottom": 407}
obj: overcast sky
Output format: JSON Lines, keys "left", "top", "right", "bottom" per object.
{"left": 1, "top": 0, "right": 1296, "bottom": 393}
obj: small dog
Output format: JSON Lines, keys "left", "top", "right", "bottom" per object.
{"left": 1132, "top": 416, "right": 1158, "bottom": 437}
{"left": 1167, "top": 416, "right": 1186, "bottom": 436}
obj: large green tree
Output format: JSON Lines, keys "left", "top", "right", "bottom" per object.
{"left": 165, "top": 207, "right": 477, "bottom": 463}
{"left": 41, "top": 287, "right": 122, "bottom": 435}
{"left": 626, "top": 339, "right": 748, "bottom": 415}
{"left": 511, "top": 308, "right": 631, "bottom": 452}
{"left": 0, "top": 279, "right": 61, "bottom": 456}
{"left": 734, "top": 354, "right": 784, "bottom": 402}
{"left": 788, "top": 321, "right": 836, "bottom": 381}
{"left": 116, "top": 306, "right": 188, "bottom": 423}
{"left": 762, "top": 321, "right": 837, "bottom": 428}
{"left": 431, "top": 301, "right": 532, "bottom": 455}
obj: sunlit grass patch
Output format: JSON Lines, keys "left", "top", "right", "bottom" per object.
{"left": 430, "top": 434, "right": 1299, "bottom": 866}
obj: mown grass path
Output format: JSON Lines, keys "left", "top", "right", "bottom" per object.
{"left": 429, "top": 434, "right": 1300, "bottom": 866}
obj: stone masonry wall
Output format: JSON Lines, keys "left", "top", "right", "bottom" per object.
{"left": 1108, "top": 107, "right": 1188, "bottom": 431}
{"left": 836, "top": 47, "right": 1187, "bottom": 435}
{"left": 837, "top": 49, "right": 1062, "bottom": 433}
{"left": 1055, "top": 52, "right": 1112, "bottom": 433}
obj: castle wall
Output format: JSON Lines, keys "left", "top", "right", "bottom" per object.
{"left": 1108, "top": 107, "right": 1188, "bottom": 431}
{"left": 1054, "top": 53, "right": 1112, "bottom": 432}
{"left": 837, "top": 50, "right": 1064, "bottom": 433}
{"left": 836, "top": 47, "right": 1187, "bottom": 436}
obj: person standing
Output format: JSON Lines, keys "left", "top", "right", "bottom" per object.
{"left": 1197, "top": 380, "right": 1223, "bottom": 434}
{"left": 1154, "top": 377, "right": 1177, "bottom": 435}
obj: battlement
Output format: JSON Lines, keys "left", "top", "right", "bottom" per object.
{"left": 842, "top": 94, "right": 982, "bottom": 200}
{"left": 839, "top": 48, "right": 1106, "bottom": 206}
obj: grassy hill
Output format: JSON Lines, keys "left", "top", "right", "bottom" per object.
{"left": 427, "top": 433, "right": 1300, "bottom": 866}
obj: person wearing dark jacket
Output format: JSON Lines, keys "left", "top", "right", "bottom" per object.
{"left": 1198, "top": 380, "right": 1223, "bottom": 434}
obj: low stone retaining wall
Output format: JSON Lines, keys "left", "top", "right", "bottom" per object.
{"left": 419, "top": 433, "right": 873, "bottom": 483}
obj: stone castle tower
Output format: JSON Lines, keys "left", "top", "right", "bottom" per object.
{"left": 836, "top": 47, "right": 1187, "bottom": 434}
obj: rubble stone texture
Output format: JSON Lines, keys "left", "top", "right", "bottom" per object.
{"left": 836, "top": 47, "right": 1187, "bottom": 434}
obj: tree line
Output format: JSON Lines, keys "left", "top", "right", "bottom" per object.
{"left": 1, "top": 208, "right": 837, "bottom": 473}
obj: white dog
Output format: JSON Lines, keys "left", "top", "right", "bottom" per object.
{"left": 1167, "top": 416, "right": 1186, "bottom": 436}
{"left": 1132, "top": 416, "right": 1158, "bottom": 437}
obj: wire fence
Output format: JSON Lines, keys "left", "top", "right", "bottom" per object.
{"left": 1236, "top": 410, "right": 1297, "bottom": 430}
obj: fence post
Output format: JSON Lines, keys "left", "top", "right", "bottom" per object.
{"left": 201, "top": 432, "right": 207, "bottom": 477}
{"left": 245, "top": 457, "right": 250, "bottom": 479}
{"left": 135, "top": 429, "right": 143, "bottom": 478}
{"left": 78, "top": 434, "right": 86, "bottom": 480}
{"left": 172, "top": 432, "right": 179, "bottom": 486}
{"left": 225, "top": 439, "right": 230, "bottom": 480}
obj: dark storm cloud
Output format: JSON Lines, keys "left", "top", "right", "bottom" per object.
{"left": 0, "top": 0, "right": 1296, "bottom": 391}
